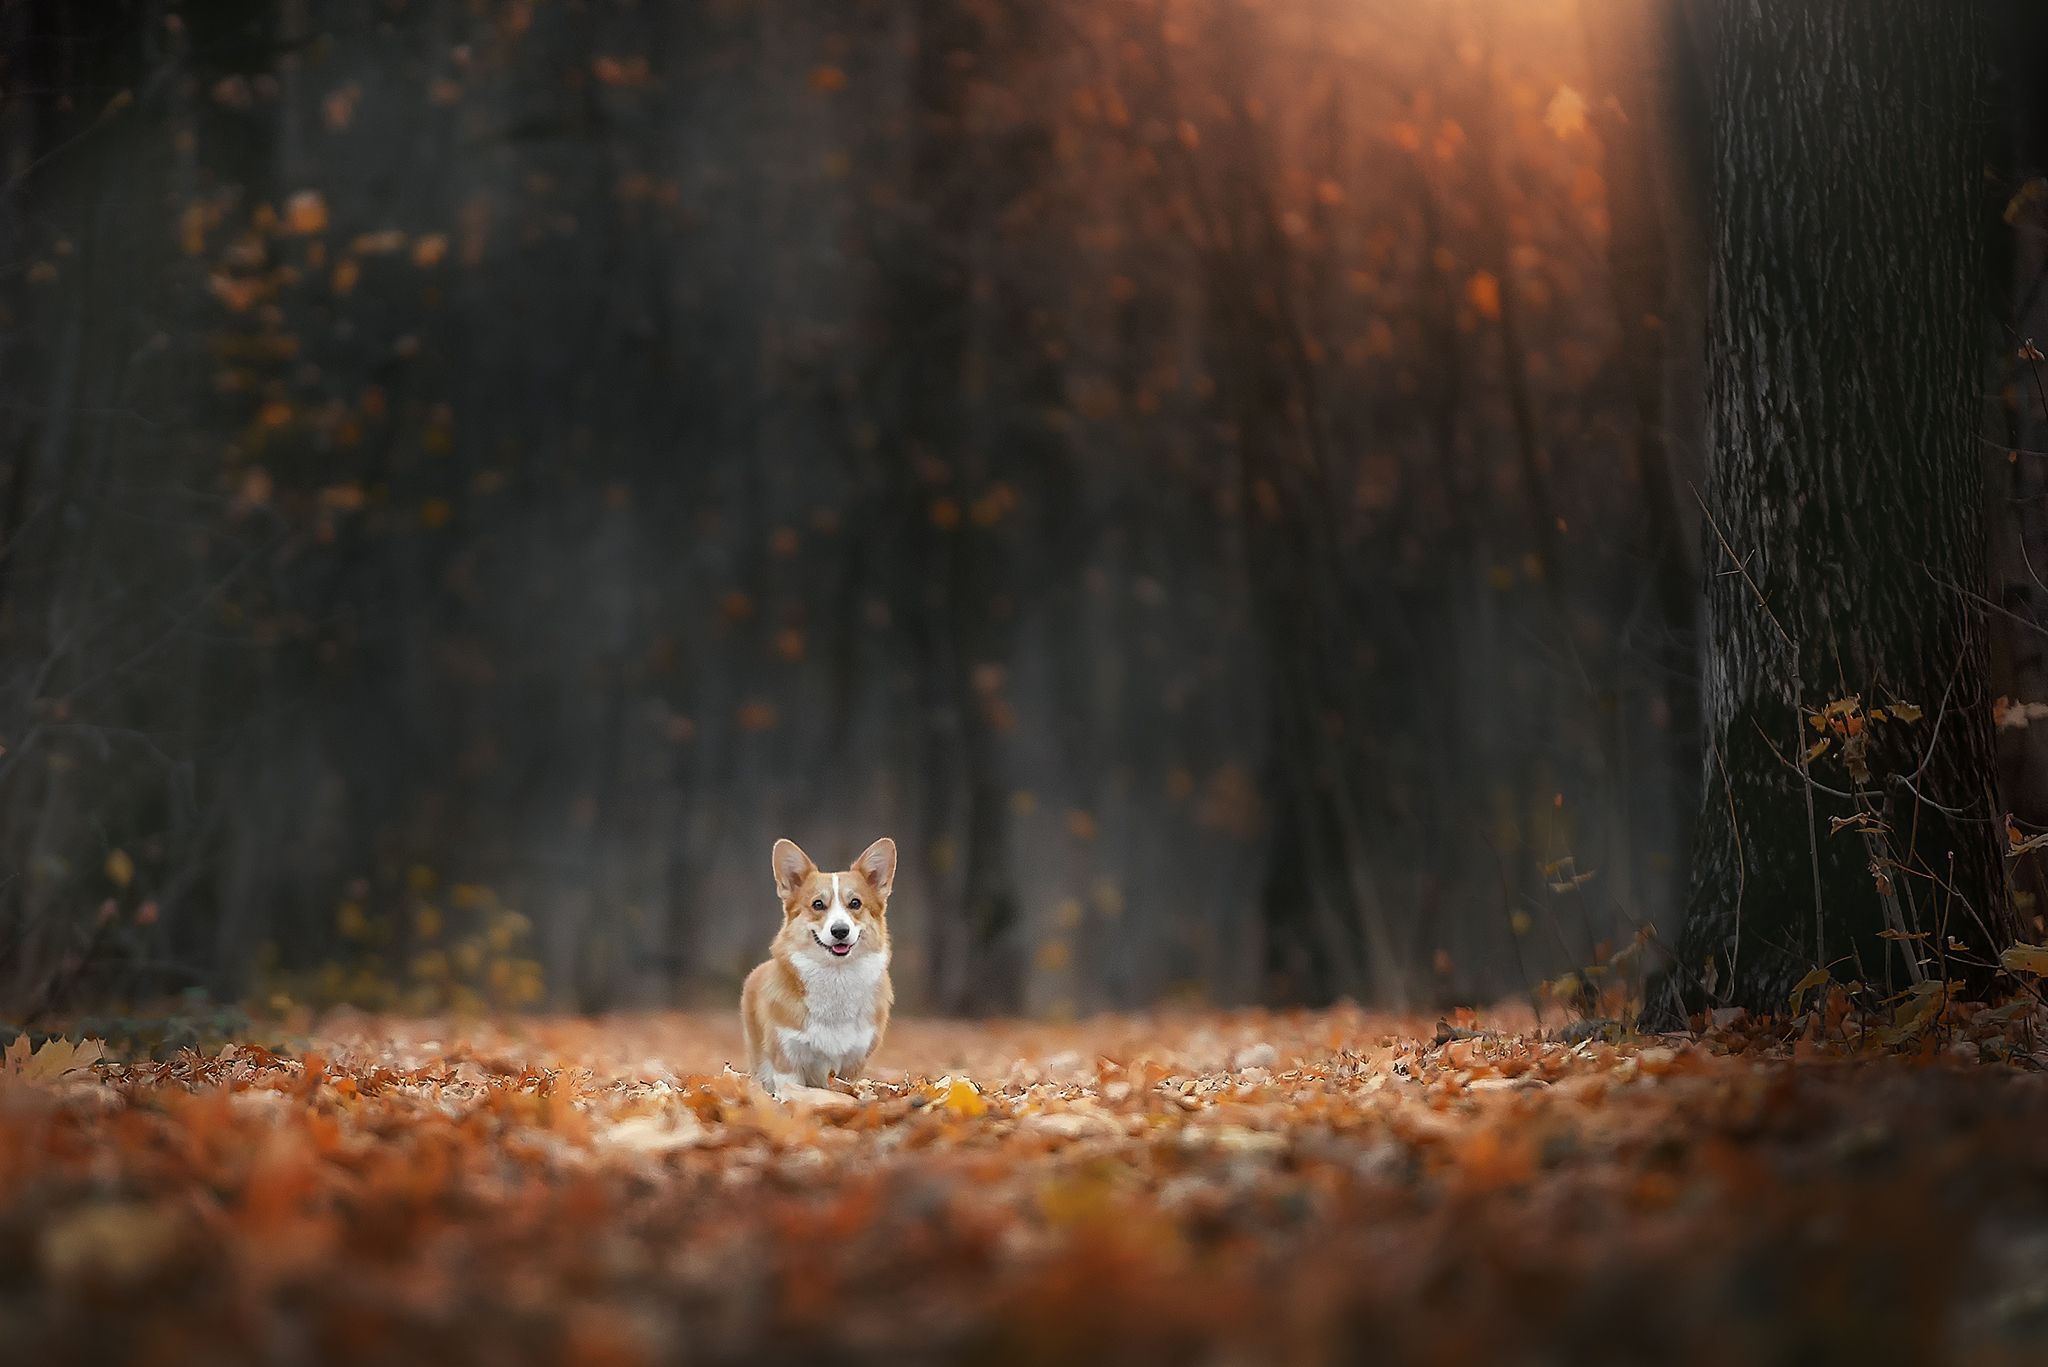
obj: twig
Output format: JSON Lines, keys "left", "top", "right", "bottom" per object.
{"left": 1903, "top": 648, "right": 1964, "bottom": 784}
{"left": 1923, "top": 562, "right": 2048, "bottom": 644}
{"left": 1694, "top": 484, "right": 1827, "bottom": 967}
{"left": 1692, "top": 482, "right": 1792, "bottom": 648}
{"left": 1795, "top": 711, "right": 1828, "bottom": 971}
{"left": 1752, "top": 719, "right": 1859, "bottom": 800}
{"left": 1711, "top": 737, "right": 1744, "bottom": 993}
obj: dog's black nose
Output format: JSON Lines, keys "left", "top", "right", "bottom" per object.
{"left": 830, "top": 923, "right": 851, "bottom": 942}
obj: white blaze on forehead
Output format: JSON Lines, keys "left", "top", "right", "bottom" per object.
{"left": 822, "top": 872, "right": 859, "bottom": 945}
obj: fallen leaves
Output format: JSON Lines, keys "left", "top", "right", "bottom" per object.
{"left": 2, "top": 1033, "right": 105, "bottom": 1083}
{"left": 4, "top": 1007, "right": 2048, "bottom": 1364}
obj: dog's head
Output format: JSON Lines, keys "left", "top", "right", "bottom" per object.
{"left": 771, "top": 837, "right": 895, "bottom": 961}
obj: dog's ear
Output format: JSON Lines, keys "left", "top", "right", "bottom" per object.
{"left": 772, "top": 839, "right": 816, "bottom": 903}
{"left": 852, "top": 837, "right": 896, "bottom": 902}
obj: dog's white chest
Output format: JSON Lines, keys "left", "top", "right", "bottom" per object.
{"left": 780, "top": 952, "right": 887, "bottom": 1084}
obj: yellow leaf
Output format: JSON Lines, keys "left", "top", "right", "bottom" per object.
{"left": 1805, "top": 738, "right": 1830, "bottom": 763}
{"left": 1509, "top": 909, "right": 1533, "bottom": 935}
{"left": 1787, "top": 966, "right": 1829, "bottom": 1015}
{"left": 1891, "top": 978, "right": 1951, "bottom": 1035}
{"left": 1889, "top": 702, "right": 1923, "bottom": 724}
{"left": 2002, "top": 942, "right": 2048, "bottom": 976}
{"left": 932, "top": 1075, "right": 987, "bottom": 1118}
{"left": 104, "top": 849, "right": 134, "bottom": 888}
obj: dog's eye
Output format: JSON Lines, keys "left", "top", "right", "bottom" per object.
{"left": 811, "top": 898, "right": 826, "bottom": 910}
{"left": 848, "top": 898, "right": 861, "bottom": 910}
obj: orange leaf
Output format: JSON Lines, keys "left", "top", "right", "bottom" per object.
{"left": 283, "top": 189, "right": 329, "bottom": 236}
{"left": 1467, "top": 270, "right": 1502, "bottom": 320}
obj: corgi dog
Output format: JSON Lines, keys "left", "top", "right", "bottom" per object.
{"left": 740, "top": 837, "right": 895, "bottom": 1096}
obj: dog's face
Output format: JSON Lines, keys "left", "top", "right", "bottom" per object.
{"left": 772, "top": 837, "right": 894, "bottom": 962}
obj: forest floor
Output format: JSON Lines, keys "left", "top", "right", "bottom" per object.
{"left": 6, "top": 1005, "right": 2048, "bottom": 1366}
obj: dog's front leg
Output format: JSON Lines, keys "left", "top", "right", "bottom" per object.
{"left": 756, "top": 1040, "right": 801, "bottom": 1098}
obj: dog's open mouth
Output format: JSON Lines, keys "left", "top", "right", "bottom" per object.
{"left": 813, "top": 931, "right": 854, "bottom": 957}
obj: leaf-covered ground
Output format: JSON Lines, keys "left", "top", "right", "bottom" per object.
{"left": 7, "top": 1007, "right": 2048, "bottom": 1365}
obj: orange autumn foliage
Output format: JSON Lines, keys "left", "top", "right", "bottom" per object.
{"left": 3, "top": 1006, "right": 2046, "bottom": 1363}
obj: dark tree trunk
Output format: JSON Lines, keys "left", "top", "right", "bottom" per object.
{"left": 1990, "top": 0, "right": 2048, "bottom": 930}
{"left": 1659, "top": 5, "right": 2015, "bottom": 1019}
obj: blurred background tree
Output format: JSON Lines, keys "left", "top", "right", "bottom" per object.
{"left": 2, "top": 0, "right": 2045, "bottom": 1021}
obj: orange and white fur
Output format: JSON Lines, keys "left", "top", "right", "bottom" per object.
{"left": 740, "top": 837, "right": 895, "bottom": 1096}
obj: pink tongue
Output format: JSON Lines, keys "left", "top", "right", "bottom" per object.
{"left": 831, "top": 943, "right": 852, "bottom": 956}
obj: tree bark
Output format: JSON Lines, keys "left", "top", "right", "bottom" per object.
{"left": 1659, "top": 4, "right": 2015, "bottom": 1019}
{"left": 1990, "top": 0, "right": 2048, "bottom": 933}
